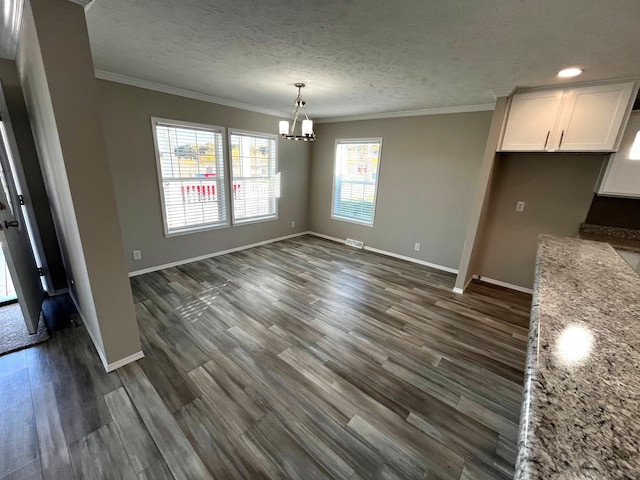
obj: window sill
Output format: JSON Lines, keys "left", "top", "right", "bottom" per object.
{"left": 331, "top": 215, "right": 374, "bottom": 227}
{"left": 232, "top": 215, "right": 278, "bottom": 226}
{"left": 164, "top": 222, "right": 230, "bottom": 237}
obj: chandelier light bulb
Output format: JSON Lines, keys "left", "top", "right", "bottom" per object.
{"left": 302, "top": 119, "right": 314, "bottom": 136}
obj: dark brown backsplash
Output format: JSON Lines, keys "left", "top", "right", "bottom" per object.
{"left": 585, "top": 194, "right": 640, "bottom": 229}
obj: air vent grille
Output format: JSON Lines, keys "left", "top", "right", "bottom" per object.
{"left": 345, "top": 238, "right": 364, "bottom": 249}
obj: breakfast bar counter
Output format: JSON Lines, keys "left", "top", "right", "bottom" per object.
{"left": 515, "top": 235, "right": 640, "bottom": 479}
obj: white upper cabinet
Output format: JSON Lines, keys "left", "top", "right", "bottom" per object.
{"left": 598, "top": 110, "right": 640, "bottom": 198}
{"left": 500, "top": 82, "right": 635, "bottom": 152}
{"left": 500, "top": 90, "right": 564, "bottom": 151}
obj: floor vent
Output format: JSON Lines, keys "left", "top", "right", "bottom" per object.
{"left": 345, "top": 238, "right": 364, "bottom": 249}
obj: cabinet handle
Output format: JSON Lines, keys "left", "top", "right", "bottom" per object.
{"left": 558, "top": 130, "right": 565, "bottom": 148}
{"left": 543, "top": 131, "right": 550, "bottom": 149}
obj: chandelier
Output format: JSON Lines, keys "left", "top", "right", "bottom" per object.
{"left": 279, "top": 83, "right": 316, "bottom": 141}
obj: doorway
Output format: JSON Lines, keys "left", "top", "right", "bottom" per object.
{"left": 0, "top": 245, "right": 16, "bottom": 304}
{"left": 0, "top": 84, "right": 46, "bottom": 348}
{"left": 0, "top": 236, "right": 50, "bottom": 355}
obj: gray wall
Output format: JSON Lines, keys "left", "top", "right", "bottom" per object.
{"left": 97, "top": 80, "right": 311, "bottom": 272}
{"left": 0, "top": 58, "right": 66, "bottom": 292}
{"left": 309, "top": 112, "right": 492, "bottom": 270}
{"left": 455, "top": 98, "right": 509, "bottom": 291}
{"left": 475, "top": 153, "right": 606, "bottom": 289}
{"left": 16, "top": 0, "right": 140, "bottom": 367}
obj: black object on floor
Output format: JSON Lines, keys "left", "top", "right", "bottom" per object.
{"left": 42, "top": 293, "right": 80, "bottom": 333}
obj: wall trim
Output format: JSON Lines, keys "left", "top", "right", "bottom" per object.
{"left": 474, "top": 275, "right": 534, "bottom": 294}
{"left": 80, "top": 317, "right": 109, "bottom": 371}
{"left": 77, "top": 303, "right": 144, "bottom": 372}
{"left": 491, "top": 87, "right": 516, "bottom": 99}
{"left": 94, "top": 70, "right": 495, "bottom": 124}
{"left": 364, "top": 245, "right": 459, "bottom": 274}
{"left": 316, "top": 103, "right": 495, "bottom": 124}
{"left": 67, "top": 0, "right": 95, "bottom": 7}
{"left": 514, "top": 76, "right": 640, "bottom": 95}
{"left": 458, "top": 273, "right": 477, "bottom": 293}
{"left": 306, "top": 231, "right": 344, "bottom": 244}
{"left": 128, "top": 231, "right": 310, "bottom": 277}
{"left": 105, "top": 350, "right": 145, "bottom": 373}
{"left": 308, "top": 231, "right": 459, "bottom": 275}
{"left": 95, "top": 70, "right": 289, "bottom": 119}
{"left": 452, "top": 287, "right": 464, "bottom": 294}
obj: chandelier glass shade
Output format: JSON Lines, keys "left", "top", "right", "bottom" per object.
{"left": 279, "top": 83, "right": 316, "bottom": 141}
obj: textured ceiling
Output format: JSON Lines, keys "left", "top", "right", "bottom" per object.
{"left": 84, "top": 0, "right": 640, "bottom": 119}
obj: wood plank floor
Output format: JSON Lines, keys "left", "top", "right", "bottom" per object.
{"left": 0, "top": 235, "right": 531, "bottom": 479}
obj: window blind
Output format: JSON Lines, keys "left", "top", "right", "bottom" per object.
{"left": 153, "top": 120, "right": 228, "bottom": 235}
{"left": 229, "top": 130, "right": 278, "bottom": 223}
{"left": 332, "top": 139, "right": 382, "bottom": 225}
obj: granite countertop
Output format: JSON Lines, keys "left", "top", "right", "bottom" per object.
{"left": 578, "top": 223, "right": 640, "bottom": 253}
{"left": 515, "top": 235, "right": 640, "bottom": 479}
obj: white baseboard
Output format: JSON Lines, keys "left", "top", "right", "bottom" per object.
{"left": 307, "top": 231, "right": 345, "bottom": 244}
{"left": 452, "top": 287, "right": 464, "bottom": 294}
{"left": 105, "top": 350, "right": 145, "bottom": 372}
{"left": 474, "top": 275, "right": 533, "bottom": 294}
{"left": 81, "top": 319, "right": 109, "bottom": 370}
{"left": 128, "top": 231, "right": 311, "bottom": 276}
{"left": 79, "top": 309, "right": 146, "bottom": 372}
{"left": 307, "top": 232, "right": 458, "bottom": 275}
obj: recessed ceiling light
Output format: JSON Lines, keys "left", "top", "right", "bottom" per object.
{"left": 558, "top": 67, "right": 583, "bottom": 78}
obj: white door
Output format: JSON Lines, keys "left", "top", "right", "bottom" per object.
{"left": 0, "top": 138, "right": 43, "bottom": 334}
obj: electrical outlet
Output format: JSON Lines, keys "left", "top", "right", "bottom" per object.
{"left": 132, "top": 250, "right": 142, "bottom": 261}
{"left": 414, "top": 242, "right": 420, "bottom": 251}
{"left": 516, "top": 201, "right": 525, "bottom": 212}
{"left": 291, "top": 220, "right": 296, "bottom": 228}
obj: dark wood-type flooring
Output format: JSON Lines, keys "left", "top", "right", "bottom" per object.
{"left": 0, "top": 235, "right": 531, "bottom": 479}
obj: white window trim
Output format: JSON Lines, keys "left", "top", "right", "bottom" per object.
{"left": 151, "top": 117, "right": 231, "bottom": 237}
{"left": 331, "top": 137, "right": 383, "bottom": 227}
{"left": 228, "top": 128, "right": 279, "bottom": 226}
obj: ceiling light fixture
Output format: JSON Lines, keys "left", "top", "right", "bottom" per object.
{"left": 279, "top": 83, "right": 316, "bottom": 141}
{"left": 558, "top": 67, "right": 583, "bottom": 78}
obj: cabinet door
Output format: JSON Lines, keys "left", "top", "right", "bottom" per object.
{"left": 500, "top": 90, "right": 563, "bottom": 151}
{"left": 556, "top": 83, "right": 634, "bottom": 152}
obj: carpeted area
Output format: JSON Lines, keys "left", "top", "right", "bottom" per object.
{"left": 0, "top": 303, "right": 49, "bottom": 356}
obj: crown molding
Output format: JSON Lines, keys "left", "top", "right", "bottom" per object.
{"left": 95, "top": 70, "right": 497, "bottom": 123}
{"left": 315, "top": 103, "right": 495, "bottom": 124}
{"left": 491, "top": 87, "right": 516, "bottom": 99}
{"left": 94, "top": 70, "right": 290, "bottom": 118}
{"left": 513, "top": 76, "right": 640, "bottom": 94}
{"left": 66, "top": 0, "right": 95, "bottom": 7}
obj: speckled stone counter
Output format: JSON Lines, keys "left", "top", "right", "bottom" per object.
{"left": 515, "top": 235, "right": 640, "bottom": 479}
{"left": 578, "top": 223, "right": 640, "bottom": 253}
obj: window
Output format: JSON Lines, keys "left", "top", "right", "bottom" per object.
{"left": 152, "top": 118, "right": 228, "bottom": 235}
{"left": 332, "top": 138, "right": 382, "bottom": 225}
{"left": 630, "top": 131, "right": 640, "bottom": 160}
{"left": 229, "top": 129, "right": 278, "bottom": 223}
